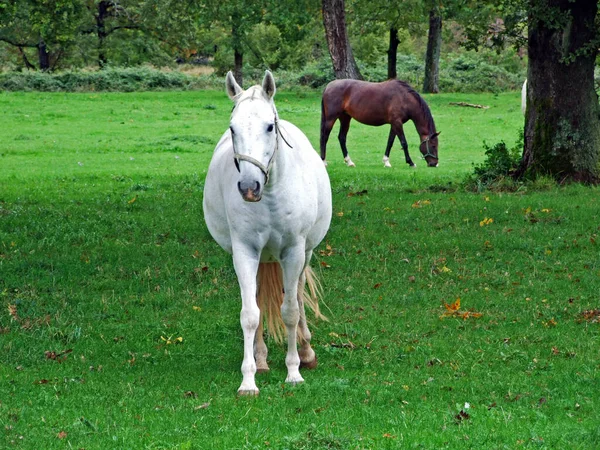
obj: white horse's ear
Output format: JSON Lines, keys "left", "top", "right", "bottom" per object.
{"left": 262, "top": 70, "right": 276, "bottom": 99}
{"left": 226, "top": 71, "right": 243, "bottom": 100}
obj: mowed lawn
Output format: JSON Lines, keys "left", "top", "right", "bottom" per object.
{"left": 1, "top": 88, "right": 599, "bottom": 449}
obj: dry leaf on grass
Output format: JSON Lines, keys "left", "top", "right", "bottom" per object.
{"left": 440, "top": 298, "right": 483, "bottom": 320}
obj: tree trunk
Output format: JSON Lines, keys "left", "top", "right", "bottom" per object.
{"left": 423, "top": 6, "right": 442, "bottom": 93}
{"left": 387, "top": 27, "right": 399, "bottom": 80}
{"left": 322, "top": 0, "right": 362, "bottom": 80}
{"left": 38, "top": 40, "right": 50, "bottom": 71}
{"left": 517, "top": 0, "right": 600, "bottom": 183}
{"left": 233, "top": 49, "right": 243, "bottom": 86}
{"left": 96, "top": 1, "right": 110, "bottom": 68}
{"left": 231, "top": 11, "right": 244, "bottom": 86}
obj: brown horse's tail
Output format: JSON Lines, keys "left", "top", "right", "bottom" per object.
{"left": 257, "top": 262, "right": 328, "bottom": 344}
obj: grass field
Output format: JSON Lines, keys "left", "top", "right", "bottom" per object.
{"left": 1, "top": 87, "right": 599, "bottom": 449}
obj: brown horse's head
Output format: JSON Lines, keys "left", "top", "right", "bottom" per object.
{"left": 420, "top": 131, "right": 440, "bottom": 167}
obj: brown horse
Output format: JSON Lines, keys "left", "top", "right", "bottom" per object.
{"left": 320, "top": 79, "right": 440, "bottom": 168}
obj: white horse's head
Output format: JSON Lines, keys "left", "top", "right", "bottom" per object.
{"left": 226, "top": 71, "right": 278, "bottom": 202}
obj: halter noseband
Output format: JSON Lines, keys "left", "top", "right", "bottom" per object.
{"left": 231, "top": 101, "right": 292, "bottom": 185}
{"left": 420, "top": 134, "right": 438, "bottom": 160}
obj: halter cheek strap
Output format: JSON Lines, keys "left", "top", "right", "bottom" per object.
{"left": 420, "top": 135, "right": 437, "bottom": 160}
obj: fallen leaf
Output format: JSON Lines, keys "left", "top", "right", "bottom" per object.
{"left": 578, "top": 309, "right": 600, "bottom": 323}
{"left": 347, "top": 189, "right": 368, "bottom": 197}
{"left": 479, "top": 217, "right": 494, "bottom": 227}
{"left": 412, "top": 199, "right": 431, "bottom": 208}
{"left": 454, "top": 410, "right": 470, "bottom": 424}
{"left": 440, "top": 298, "right": 483, "bottom": 320}
{"left": 57, "top": 431, "right": 67, "bottom": 439}
{"left": 444, "top": 298, "right": 461, "bottom": 312}
{"left": 44, "top": 349, "right": 73, "bottom": 362}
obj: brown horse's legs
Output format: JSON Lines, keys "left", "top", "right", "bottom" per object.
{"left": 320, "top": 119, "right": 336, "bottom": 163}
{"left": 396, "top": 127, "right": 415, "bottom": 167}
{"left": 337, "top": 114, "right": 356, "bottom": 166}
{"left": 337, "top": 114, "right": 351, "bottom": 158}
{"left": 383, "top": 128, "right": 395, "bottom": 167}
{"left": 385, "top": 128, "right": 395, "bottom": 158}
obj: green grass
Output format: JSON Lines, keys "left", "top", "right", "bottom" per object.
{"left": 1, "top": 88, "right": 599, "bottom": 449}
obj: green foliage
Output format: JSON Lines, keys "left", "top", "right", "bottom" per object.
{"left": 0, "top": 67, "right": 218, "bottom": 92}
{"left": 440, "top": 52, "right": 525, "bottom": 93}
{"left": 464, "top": 136, "right": 523, "bottom": 191}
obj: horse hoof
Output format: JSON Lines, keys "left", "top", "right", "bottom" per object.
{"left": 285, "top": 375, "right": 305, "bottom": 385}
{"left": 410, "top": 164, "right": 417, "bottom": 169}
{"left": 300, "top": 355, "right": 318, "bottom": 370}
{"left": 237, "top": 388, "right": 259, "bottom": 396}
{"left": 344, "top": 156, "right": 355, "bottom": 167}
{"left": 256, "top": 366, "right": 270, "bottom": 374}
{"left": 384, "top": 162, "right": 392, "bottom": 168}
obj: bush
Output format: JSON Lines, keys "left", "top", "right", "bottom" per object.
{"left": 0, "top": 67, "right": 218, "bottom": 92}
{"left": 439, "top": 52, "right": 524, "bottom": 93}
{"left": 463, "top": 137, "right": 523, "bottom": 191}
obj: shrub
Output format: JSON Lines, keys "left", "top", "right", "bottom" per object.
{"left": 464, "top": 137, "right": 523, "bottom": 192}
{"left": 0, "top": 67, "right": 217, "bottom": 92}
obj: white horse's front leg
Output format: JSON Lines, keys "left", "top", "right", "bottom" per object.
{"left": 232, "top": 250, "right": 261, "bottom": 396}
{"left": 280, "top": 249, "right": 306, "bottom": 385}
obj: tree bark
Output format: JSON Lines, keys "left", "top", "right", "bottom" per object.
{"left": 517, "top": 0, "right": 600, "bottom": 183}
{"left": 423, "top": 6, "right": 442, "bottom": 93}
{"left": 387, "top": 27, "right": 399, "bottom": 79}
{"left": 322, "top": 0, "right": 362, "bottom": 80}
{"left": 96, "top": 1, "right": 110, "bottom": 68}
{"left": 231, "top": 11, "right": 244, "bottom": 86}
{"left": 38, "top": 40, "right": 50, "bottom": 71}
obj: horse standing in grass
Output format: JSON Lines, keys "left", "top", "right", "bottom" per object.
{"left": 320, "top": 79, "right": 440, "bottom": 168}
{"left": 203, "top": 71, "right": 332, "bottom": 396}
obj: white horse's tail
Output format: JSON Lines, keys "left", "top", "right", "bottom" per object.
{"left": 257, "top": 263, "right": 328, "bottom": 344}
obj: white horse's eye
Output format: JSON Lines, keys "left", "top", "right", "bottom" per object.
{"left": 267, "top": 124, "right": 274, "bottom": 133}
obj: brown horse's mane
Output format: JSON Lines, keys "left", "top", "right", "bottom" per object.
{"left": 391, "top": 79, "right": 437, "bottom": 133}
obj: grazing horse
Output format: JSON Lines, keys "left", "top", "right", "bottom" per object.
{"left": 203, "top": 71, "right": 332, "bottom": 396}
{"left": 320, "top": 79, "right": 440, "bottom": 168}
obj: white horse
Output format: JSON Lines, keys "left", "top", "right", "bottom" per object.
{"left": 203, "top": 71, "right": 332, "bottom": 395}
{"left": 521, "top": 79, "right": 527, "bottom": 116}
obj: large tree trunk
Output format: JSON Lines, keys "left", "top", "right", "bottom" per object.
{"left": 96, "top": 1, "right": 110, "bottom": 68}
{"left": 387, "top": 27, "right": 399, "bottom": 80}
{"left": 517, "top": 0, "right": 600, "bottom": 183}
{"left": 322, "top": 0, "right": 362, "bottom": 80}
{"left": 231, "top": 11, "right": 244, "bottom": 86}
{"left": 423, "top": 6, "right": 442, "bottom": 93}
{"left": 38, "top": 40, "right": 50, "bottom": 71}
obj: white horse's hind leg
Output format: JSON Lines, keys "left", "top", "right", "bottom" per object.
{"left": 233, "top": 251, "right": 261, "bottom": 395}
{"left": 280, "top": 249, "right": 305, "bottom": 385}
{"left": 254, "top": 314, "right": 269, "bottom": 372}
{"left": 297, "top": 268, "right": 317, "bottom": 369}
